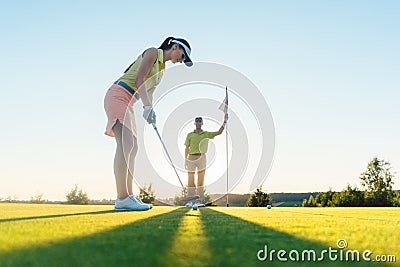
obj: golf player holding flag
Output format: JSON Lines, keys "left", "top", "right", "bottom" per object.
{"left": 104, "top": 37, "right": 193, "bottom": 211}
{"left": 184, "top": 113, "right": 228, "bottom": 205}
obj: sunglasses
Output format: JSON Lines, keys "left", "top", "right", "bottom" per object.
{"left": 181, "top": 52, "right": 186, "bottom": 61}
{"left": 195, "top": 118, "right": 202, "bottom": 122}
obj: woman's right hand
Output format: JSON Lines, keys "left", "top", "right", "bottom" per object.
{"left": 143, "top": 105, "right": 156, "bottom": 124}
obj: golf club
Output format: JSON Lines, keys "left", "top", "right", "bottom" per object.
{"left": 151, "top": 122, "right": 199, "bottom": 202}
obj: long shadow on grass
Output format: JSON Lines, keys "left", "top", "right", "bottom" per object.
{"left": 0, "top": 208, "right": 187, "bottom": 267}
{"left": 0, "top": 210, "right": 116, "bottom": 223}
{"left": 201, "top": 208, "right": 397, "bottom": 267}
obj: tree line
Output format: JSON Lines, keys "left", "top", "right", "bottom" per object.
{"left": 2, "top": 157, "right": 398, "bottom": 207}
{"left": 303, "top": 157, "right": 399, "bottom": 207}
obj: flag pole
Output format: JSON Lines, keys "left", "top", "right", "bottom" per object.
{"left": 225, "top": 86, "right": 229, "bottom": 207}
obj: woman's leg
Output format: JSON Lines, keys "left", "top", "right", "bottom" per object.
{"left": 127, "top": 136, "right": 138, "bottom": 195}
{"left": 113, "top": 120, "right": 134, "bottom": 199}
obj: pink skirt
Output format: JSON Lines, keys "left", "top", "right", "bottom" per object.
{"left": 104, "top": 84, "right": 138, "bottom": 137}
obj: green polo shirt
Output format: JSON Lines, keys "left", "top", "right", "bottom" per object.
{"left": 185, "top": 130, "right": 215, "bottom": 154}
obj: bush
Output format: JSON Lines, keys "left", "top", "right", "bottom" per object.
{"left": 337, "top": 185, "right": 364, "bottom": 207}
{"left": 139, "top": 184, "right": 156, "bottom": 205}
{"left": 302, "top": 195, "right": 317, "bottom": 207}
{"left": 246, "top": 186, "right": 271, "bottom": 207}
{"left": 66, "top": 184, "right": 89, "bottom": 204}
{"left": 4, "top": 195, "right": 18, "bottom": 203}
{"left": 315, "top": 188, "right": 338, "bottom": 207}
{"left": 30, "top": 193, "right": 47, "bottom": 204}
{"left": 303, "top": 190, "right": 339, "bottom": 207}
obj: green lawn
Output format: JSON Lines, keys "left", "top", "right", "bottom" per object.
{"left": 0, "top": 204, "right": 399, "bottom": 267}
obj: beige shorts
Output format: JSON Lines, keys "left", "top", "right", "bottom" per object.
{"left": 187, "top": 154, "right": 206, "bottom": 172}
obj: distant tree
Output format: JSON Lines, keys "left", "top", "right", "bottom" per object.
{"left": 246, "top": 186, "right": 271, "bottom": 207}
{"left": 394, "top": 194, "right": 400, "bottom": 207}
{"left": 30, "top": 193, "right": 47, "bottom": 204}
{"left": 66, "top": 184, "right": 89, "bottom": 204}
{"left": 360, "top": 157, "right": 398, "bottom": 206}
{"left": 315, "top": 188, "right": 338, "bottom": 207}
{"left": 304, "top": 190, "right": 339, "bottom": 207}
{"left": 315, "top": 191, "right": 327, "bottom": 207}
{"left": 4, "top": 195, "right": 18, "bottom": 203}
{"left": 139, "top": 184, "right": 156, "bottom": 204}
{"left": 337, "top": 185, "right": 364, "bottom": 207}
{"left": 302, "top": 195, "right": 317, "bottom": 207}
{"left": 331, "top": 192, "right": 340, "bottom": 207}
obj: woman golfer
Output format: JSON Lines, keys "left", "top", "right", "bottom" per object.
{"left": 104, "top": 37, "right": 193, "bottom": 211}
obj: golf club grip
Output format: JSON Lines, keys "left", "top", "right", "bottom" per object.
{"left": 152, "top": 123, "right": 185, "bottom": 189}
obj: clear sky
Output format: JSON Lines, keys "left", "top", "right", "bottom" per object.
{"left": 1, "top": 0, "right": 399, "bottom": 200}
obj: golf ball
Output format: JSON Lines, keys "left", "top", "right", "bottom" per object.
{"left": 192, "top": 204, "right": 198, "bottom": 210}
{"left": 267, "top": 205, "right": 272, "bottom": 209}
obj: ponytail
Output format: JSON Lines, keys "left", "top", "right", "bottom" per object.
{"left": 159, "top": 36, "right": 191, "bottom": 52}
{"left": 124, "top": 37, "right": 190, "bottom": 73}
{"left": 158, "top": 36, "right": 175, "bottom": 50}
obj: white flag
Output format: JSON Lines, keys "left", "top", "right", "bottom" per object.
{"left": 219, "top": 86, "right": 228, "bottom": 114}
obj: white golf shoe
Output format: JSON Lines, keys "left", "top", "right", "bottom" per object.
{"left": 114, "top": 196, "right": 151, "bottom": 211}
{"left": 131, "top": 195, "right": 153, "bottom": 209}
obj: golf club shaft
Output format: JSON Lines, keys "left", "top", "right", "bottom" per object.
{"left": 151, "top": 123, "right": 185, "bottom": 189}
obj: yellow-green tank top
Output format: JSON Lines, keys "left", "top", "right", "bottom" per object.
{"left": 118, "top": 49, "right": 165, "bottom": 92}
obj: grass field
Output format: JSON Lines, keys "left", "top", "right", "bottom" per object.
{"left": 0, "top": 204, "right": 399, "bottom": 267}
